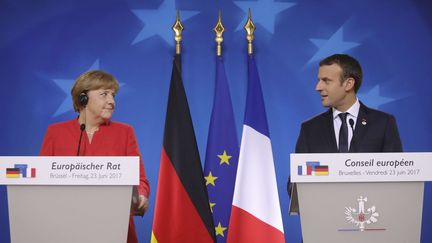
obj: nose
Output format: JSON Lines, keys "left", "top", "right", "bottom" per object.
{"left": 107, "top": 94, "right": 115, "bottom": 106}
{"left": 315, "top": 80, "right": 323, "bottom": 91}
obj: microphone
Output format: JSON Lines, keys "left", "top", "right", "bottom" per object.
{"left": 77, "top": 124, "right": 86, "bottom": 156}
{"left": 349, "top": 118, "right": 355, "bottom": 133}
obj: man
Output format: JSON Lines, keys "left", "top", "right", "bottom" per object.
{"left": 288, "top": 53, "right": 402, "bottom": 197}
{"left": 295, "top": 53, "right": 402, "bottom": 153}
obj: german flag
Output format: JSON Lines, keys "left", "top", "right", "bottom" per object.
{"left": 151, "top": 55, "right": 216, "bottom": 243}
{"left": 314, "top": 165, "right": 329, "bottom": 176}
{"left": 6, "top": 168, "right": 20, "bottom": 178}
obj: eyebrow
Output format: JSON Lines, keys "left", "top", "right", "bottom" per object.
{"left": 319, "top": 77, "right": 332, "bottom": 81}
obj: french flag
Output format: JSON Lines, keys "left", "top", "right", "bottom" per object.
{"left": 227, "top": 55, "right": 285, "bottom": 243}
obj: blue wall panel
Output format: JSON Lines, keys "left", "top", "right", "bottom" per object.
{"left": 1, "top": 0, "right": 431, "bottom": 242}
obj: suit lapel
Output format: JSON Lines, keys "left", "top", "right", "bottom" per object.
{"left": 323, "top": 109, "right": 338, "bottom": 152}
{"left": 350, "top": 102, "right": 369, "bottom": 152}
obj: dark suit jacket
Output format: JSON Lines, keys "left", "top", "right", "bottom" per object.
{"left": 295, "top": 102, "right": 402, "bottom": 153}
{"left": 288, "top": 102, "right": 402, "bottom": 194}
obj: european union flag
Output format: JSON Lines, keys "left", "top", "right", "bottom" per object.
{"left": 203, "top": 56, "right": 239, "bottom": 242}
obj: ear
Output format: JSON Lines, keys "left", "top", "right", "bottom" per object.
{"left": 344, "top": 78, "right": 355, "bottom": 92}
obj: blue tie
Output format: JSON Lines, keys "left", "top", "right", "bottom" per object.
{"left": 338, "top": 113, "right": 348, "bottom": 152}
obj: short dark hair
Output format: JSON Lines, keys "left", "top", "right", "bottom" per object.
{"left": 319, "top": 54, "right": 362, "bottom": 93}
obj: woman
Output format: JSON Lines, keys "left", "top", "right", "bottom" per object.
{"left": 40, "top": 70, "right": 150, "bottom": 243}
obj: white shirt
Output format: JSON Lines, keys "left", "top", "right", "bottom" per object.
{"left": 332, "top": 99, "right": 360, "bottom": 150}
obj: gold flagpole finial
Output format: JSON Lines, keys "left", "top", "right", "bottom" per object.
{"left": 244, "top": 9, "right": 256, "bottom": 55}
{"left": 172, "top": 10, "right": 184, "bottom": 55}
{"left": 214, "top": 10, "right": 225, "bottom": 57}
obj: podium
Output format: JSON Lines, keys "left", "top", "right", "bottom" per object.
{"left": 0, "top": 156, "right": 139, "bottom": 243}
{"left": 289, "top": 153, "right": 432, "bottom": 243}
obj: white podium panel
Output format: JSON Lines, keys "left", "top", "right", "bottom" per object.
{"left": 8, "top": 185, "right": 132, "bottom": 243}
{"left": 1, "top": 156, "right": 139, "bottom": 243}
{"left": 297, "top": 182, "right": 423, "bottom": 243}
{"left": 290, "top": 153, "right": 431, "bottom": 243}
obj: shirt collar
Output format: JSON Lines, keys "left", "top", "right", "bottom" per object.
{"left": 332, "top": 98, "right": 360, "bottom": 120}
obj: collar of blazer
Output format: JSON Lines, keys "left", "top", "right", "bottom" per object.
{"left": 348, "top": 102, "right": 369, "bottom": 152}
{"left": 323, "top": 109, "right": 338, "bottom": 152}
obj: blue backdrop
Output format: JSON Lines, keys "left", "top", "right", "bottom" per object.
{"left": 1, "top": 0, "right": 431, "bottom": 242}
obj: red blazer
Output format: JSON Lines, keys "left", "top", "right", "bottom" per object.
{"left": 40, "top": 119, "right": 150, "bottom": 243}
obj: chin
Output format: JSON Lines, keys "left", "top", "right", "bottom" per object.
{"left": 101, "top": 113, "right": 113, "bottom": 120}
{"left": 321, "top": 102, "right": 330, "bottom": 107}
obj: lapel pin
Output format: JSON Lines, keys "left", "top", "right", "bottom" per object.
{"left": 362, "top": 118, "right": 367, "bottom": 126}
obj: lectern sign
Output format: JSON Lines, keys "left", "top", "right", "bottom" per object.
{"left": 291, "top": 152, "right": 432, "bottom": 182}
{"left": 0, "top": 156, "right": 139, "bottom": 185}
{"left": 291, "top": 152, "right": 428, "bottom": 243}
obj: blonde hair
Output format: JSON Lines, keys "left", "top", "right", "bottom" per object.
{"left": 71, "top": 70, "right": 119, "bottom": 112}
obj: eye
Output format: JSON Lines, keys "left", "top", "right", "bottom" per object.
{"left": 322, "top": 78, "right": 331, "bottom": 84}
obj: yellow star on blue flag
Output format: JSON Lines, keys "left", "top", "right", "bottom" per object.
{"left": 218, "top": 150, "right": 232, "bottom": 165}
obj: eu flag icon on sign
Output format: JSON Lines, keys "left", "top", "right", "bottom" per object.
{"left": 6, "top": 164, "right": 36, "bottom": 178}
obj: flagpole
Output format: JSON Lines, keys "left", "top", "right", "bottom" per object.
{"left": 214, "top": 10, "right": 225, "bottom": 57}
{"left": 152, "top": 10, "right": 216, "bottom": 243}
{"left": 244, "top": 9, "right": 256, "bottom": 56}
{"left": 172, "top": 10, "right": 183, "bottom": 55}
